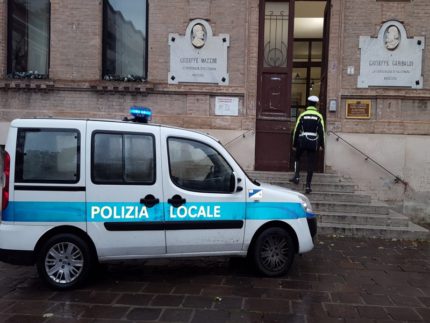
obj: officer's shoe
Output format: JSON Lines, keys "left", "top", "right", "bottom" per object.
{"left": 289, "top": 177, "right": 300, "bottom": 184}
{"left": 305, "top": 185, "right": 312, "bottom": 194}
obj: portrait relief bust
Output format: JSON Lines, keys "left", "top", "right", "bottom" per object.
{"left": 384, "top": 25, "right": 400, "bottom": 50}
{"left": 191, "top": 24, "right": 206, "bottom": 48}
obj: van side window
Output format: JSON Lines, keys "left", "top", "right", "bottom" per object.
{"left": 15, "top": 128, "right": 80, "bottom": 183}
{"left": 168, "top": 137, "right": 233, "bottom": 193}
{"left": 92, "top": 132, "right": 155, "bottom": 184}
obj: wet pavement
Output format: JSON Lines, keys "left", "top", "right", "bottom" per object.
{"left": 0, "top": 236, "right": 429, "bottom": 323}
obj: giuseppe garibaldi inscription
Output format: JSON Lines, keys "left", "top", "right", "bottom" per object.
{"left": 358, "top": 20, "right": 424, "bottom": 88}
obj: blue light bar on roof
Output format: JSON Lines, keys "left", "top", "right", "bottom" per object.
{"left": 129, "top": 106, "right": 152, "bottom": 123}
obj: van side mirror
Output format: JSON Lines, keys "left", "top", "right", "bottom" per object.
{"left": 229, "top": 172, "right": 243, "bottom": 193}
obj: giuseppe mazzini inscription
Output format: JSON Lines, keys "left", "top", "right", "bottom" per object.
{"left": 169, "top": 19, "right": 230, "bottom": 85}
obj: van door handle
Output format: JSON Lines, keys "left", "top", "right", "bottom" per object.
{"left": 140, "top": 194, "right": 160, "bottom": 208}
{"left": 168, "top": 194, "right": 186, "bottom": 208}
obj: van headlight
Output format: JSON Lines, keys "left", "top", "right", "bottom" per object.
{"left": 298, "top": 194, "right": 313, "bottom": 213}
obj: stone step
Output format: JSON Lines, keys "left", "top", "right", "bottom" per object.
{"left": 248, "top": 171, "right": 428, "bottom": 240}
{"left": 272, "top": 182, "right": 357, "bottom": 193}
{"left": 313, "top": 201, "right": 389, "bottom": 215}
{"left": 247, "top": 171, "right": 351, "bottom": 184}
{"left": 318, "top": 222, "right": 430, "bottom": 240}
{"left": 308, "top": 192, "right": 371, "bottom": 204}
{"left": 317, "top": 211, "right": 409, "bottom": 227}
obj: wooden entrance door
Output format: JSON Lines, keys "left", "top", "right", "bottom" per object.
{"left": 255, "top": 0, "right": 330, "bottom": 172}
{"left": 255, "top": 0, "right": 294, "bottom": 171}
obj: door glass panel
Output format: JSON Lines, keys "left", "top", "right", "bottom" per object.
{"left": 291, "top": 68, "right": 307, "bottom": 119}
{"left": 264, "top": 1, "right": 289, "bottom": 68}
{"left": 293, "top": 41, "right": 308, "bottom": 62}
{"left": 309, "top": 67, "right": 321, "bottom": 98}
{"left": 311, "top": 41, "right": 323, "bottom": 62}
{"left": 291, "top": 1, "right": 325, "bottom": 121}
{"left": 294, "top": 1, "right": 325, "bottom": 38}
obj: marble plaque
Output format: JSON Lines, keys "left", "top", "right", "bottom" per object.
{"left": 215, "top": 97, "right": 239, "bottom": 116}
{"left": 358, "top": 21, "right": 424, "bottom": 88}
{"left": 169, "top": 19, "right": 229, "bottom": 85}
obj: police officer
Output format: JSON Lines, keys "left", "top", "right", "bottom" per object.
{"left": 289, "top": 95, "right": 325, "bottom": 194}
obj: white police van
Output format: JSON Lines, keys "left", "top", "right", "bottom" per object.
{"left": 0, "top": 108, "right": 316, "bottom": 289}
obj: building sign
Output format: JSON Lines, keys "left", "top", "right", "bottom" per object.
{"left": 358, "top": 20, "right": 424, "bottom": 88}
{"left": 215, "top": 97, "right": 239, "bottom": 116}
{"left": 346, "top": 100, "right": 371, "bottom": 119}
{"left": 169, "top": 19, "right": 230, "bottom": 85}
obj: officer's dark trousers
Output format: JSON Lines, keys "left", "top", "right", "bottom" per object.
{"left": 293, "top": 148, "right": 317, "bottom": 186}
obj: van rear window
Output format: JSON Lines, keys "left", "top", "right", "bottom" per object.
{"left": 15, "top": 128, "right": 80, "bottom": 183}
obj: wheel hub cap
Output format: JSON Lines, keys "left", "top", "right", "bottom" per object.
{"left": 260, "top": 235, "right": 289, "bottom": 271}
{"left": 45, "top": 242, "right": 84, "bottom": 284}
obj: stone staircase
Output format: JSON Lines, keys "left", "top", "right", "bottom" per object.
{"left": 246, "top": 170, "right": 430, "bottom": 240}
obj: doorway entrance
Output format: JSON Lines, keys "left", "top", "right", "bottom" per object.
{"left": 255, "top": 0, "right": 329, "bottom": 171}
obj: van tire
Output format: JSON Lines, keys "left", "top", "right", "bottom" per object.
{"left": 36, "top": 233, "right": 92, "bottom": 290}
{"left": 253, "top": 227, "right": 294, "bottom": 277}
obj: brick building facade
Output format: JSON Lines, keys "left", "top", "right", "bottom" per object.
{"left": 0, "top": 0, "right": 429, "bottom": 222}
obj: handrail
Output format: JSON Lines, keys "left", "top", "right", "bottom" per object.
{"left": 328, "top": 130, "right": 408, "bottom": 187}
{"left": 223, "top": 130, "right": 255, "bottom": 148}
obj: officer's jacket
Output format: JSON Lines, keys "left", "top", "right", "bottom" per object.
{"left": 292, "top": 106, "right": 325, "bottom": 150}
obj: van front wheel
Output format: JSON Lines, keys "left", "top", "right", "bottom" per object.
{"left": 253, "top": 227, "right": 294, "bottom": 277}
{"left": 36, "top": 234, "right": 92, "bottom": 290}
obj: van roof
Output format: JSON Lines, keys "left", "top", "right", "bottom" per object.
{"left": 11, "top": 117, "right": 221, "bottom": 143}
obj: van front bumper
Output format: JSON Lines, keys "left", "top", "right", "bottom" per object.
{"left": 307, "top": 216, "right": 317, "bottom": 238}
{"left": 0, "top": 248, "right": 35, "bottom": 265}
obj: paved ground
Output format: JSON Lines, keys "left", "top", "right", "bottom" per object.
{"left": 0, "top": 236, "right": 429, "bottom": 323}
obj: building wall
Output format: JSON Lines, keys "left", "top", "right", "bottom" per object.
{"left": 0, "top": 0, "right": 6, "bottom": 78}
{"left": 50, "top": 0, "right": 102, "bottom": 80}
{"left": 0, "top": 0, "right": 429, "bottom": 221}
{"left": 327, "top": 0, "right": 430, "bottom": 132}
{"left": 326, "top": 0, "right": 430, "bottom": 221}
{"left": 0, "top": 0, "right": 258, "bottom": 169}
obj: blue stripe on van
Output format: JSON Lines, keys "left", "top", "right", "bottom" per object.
{"left": 3, "top": 202, "right": 86, "bottom": 222}
{"left": 3, "top": 201, "right": 311, "bottom": 222}
{"left": 247, "top": 202, "right": 306, "bottom": 220}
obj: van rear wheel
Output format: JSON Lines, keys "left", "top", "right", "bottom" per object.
{"left": 37, "top": 233, "right": 92, "bottom": 290}
{"left": 253, "top": 227, "right": 294, "bottom": 277}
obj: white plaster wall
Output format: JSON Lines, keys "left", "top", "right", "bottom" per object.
{"left": 325, "top": 132, "right": 430, "bottom": 222}
{"left": 403, "top": 136, "right": 430, "bottom": 221}
{"left": 199, "top": 129, "right": 255, "bottom": 171}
